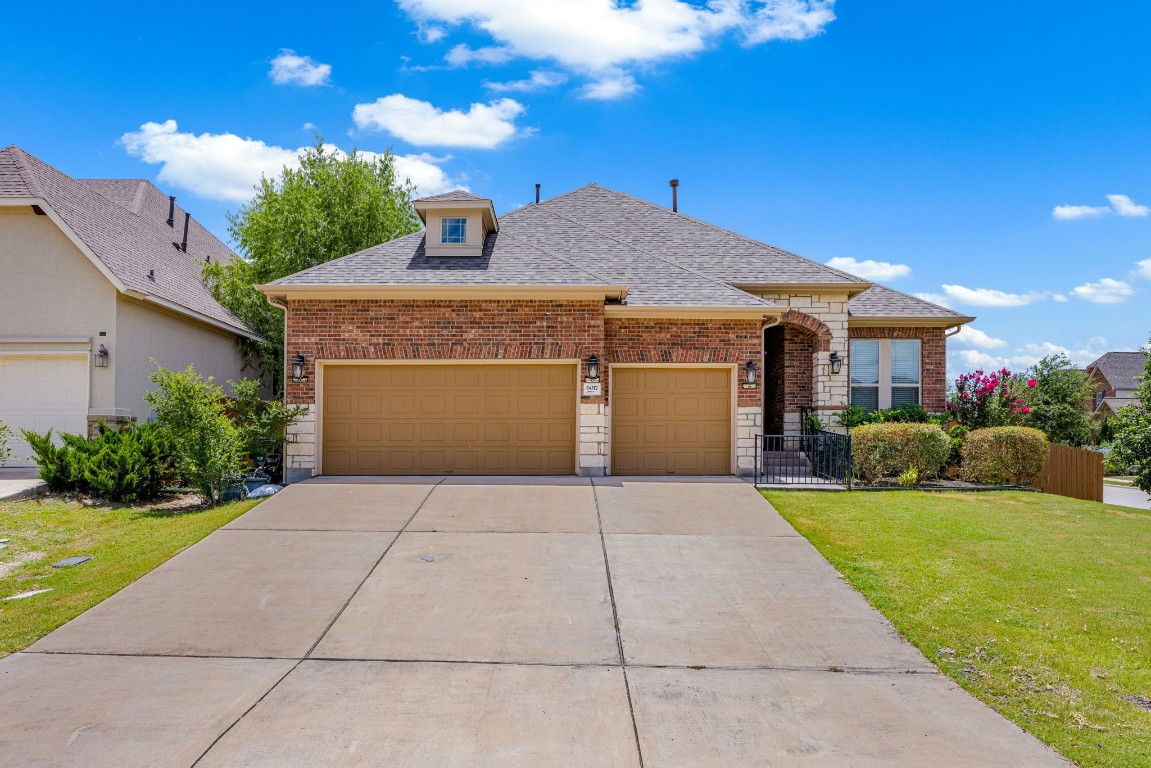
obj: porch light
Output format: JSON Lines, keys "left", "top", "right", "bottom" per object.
{"left": 291, "top": 353, "right": 307, "bottom": 382}
{"left": 94, "top": 344, "right": 109, "bottom": 368}
{"left": 829, "top": 350, "right": 843, "bottom": 375}
{"left": 745, "top": 360, "right": 758, "bottom": 386}
{"left": 586, "top": 354, "right": 601, "bottom": 381}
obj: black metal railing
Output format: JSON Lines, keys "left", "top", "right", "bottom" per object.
{"left": 755, "top": 429, "right": 852, "bottom": 487}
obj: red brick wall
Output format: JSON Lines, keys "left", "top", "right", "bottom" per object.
{"left": 285, "top": 299, "right": 604, "bottom": 404}
{"left": 605, "top": 318, "right": 762, "bottom": 407}
{"left": 848, "top": 327, "right": 947, "bottom": 410}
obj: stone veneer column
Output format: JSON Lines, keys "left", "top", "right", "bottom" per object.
{"left": 736, "top": 406, "right": 762, "bottom": 475}
{"left": 810, "top": 293, "right": 850, "bottom": 433}
{"left": 578, "top": 402, "right": 608, "bottom": 477}
{"left": 284, "top": 404, "right": 317, "bottom": 483}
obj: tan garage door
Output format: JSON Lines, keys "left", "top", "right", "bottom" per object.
{"left": 322, "top": 364, "right": 576, "bottom": 475}
{"left": 611, "top": 367, "right": 731, "bottom": 475}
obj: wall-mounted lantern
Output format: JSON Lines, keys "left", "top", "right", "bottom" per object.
{"left": 94, "top": 344, "right": 109, "bottom": 368}
{"left": 586, "top": 354, "right": 601, "bottom": 381}
{"left": 291, "top": 353, "right": 308, "bottom": 382}
{"left": 742, "top": 359, "right": 758, "bottom": 389}
{"left": 829, "top": 350, "right": 843, "bottom": 375}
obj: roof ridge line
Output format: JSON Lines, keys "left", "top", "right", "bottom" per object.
{"left": 9, "top": 147, "right": 44, "bottom": 198}
{"left": 603, "top": 186, "right": 869, "bottom": 285}
{"left": 496, "top": 229, "right": 617, "bottom": 287}
{"left": 528, "top": 205, "right": 773, "bottom": 306}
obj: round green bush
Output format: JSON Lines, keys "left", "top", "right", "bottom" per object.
{"left": 961, "top": 426, "right": 1049, "bottom": 486}
{"left": 850, "top": 422, "right": 952, "bottom": 484}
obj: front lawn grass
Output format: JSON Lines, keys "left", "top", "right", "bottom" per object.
{"left": 762, "top": 490, "right": 1151, "bottom": 768}
{"left": 0, "top": 494, "right": 259, "bottom": 657}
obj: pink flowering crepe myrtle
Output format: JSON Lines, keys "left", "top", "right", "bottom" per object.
{"left": 948, "top": 368, "right": 1033, "bottom": 426}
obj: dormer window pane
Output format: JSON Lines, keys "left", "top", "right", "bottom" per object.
{"left": 441, "top": 217, "right": 467, "bottom": 244}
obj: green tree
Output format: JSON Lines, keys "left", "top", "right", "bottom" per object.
{"left": 228, "top": 377, "right": 308, "bottom": 459}
{"left": 1109, "top": 338, "right": 1151, "bottom": 493}
{"left": 145, "top": 365, "right": 245, "bottom": 505}
{"left": 205, "top": 140, "right": 422, "bottom": 391}
{"left": 1020, "top": 353, "right": 1096, "bottom": 446}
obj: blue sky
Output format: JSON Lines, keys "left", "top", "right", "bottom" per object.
{"left": 5, "top": 1, "right": 1150, "bottom": 375}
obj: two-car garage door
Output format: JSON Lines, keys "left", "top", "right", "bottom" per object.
{"left": 320, "top": 363, "right": 732, "bottom": 476}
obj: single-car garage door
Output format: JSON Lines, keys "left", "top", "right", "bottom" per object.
{"left": 611, "top": 367, "right": 731, "bottom": 475}
{"left": 322, "top": 363, "right": 576, "bottom": 475}
{"left": 0, "top": 355, "right": 90, "bottom": 468}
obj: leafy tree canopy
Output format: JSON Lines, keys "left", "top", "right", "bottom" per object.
{"left": 1109, "top": 337, "right": 1151, "bottom": 493}
{"left": 1020, "top": 353, "right": 1096, "bottom": 447}
{"left": 204, "top": 141, "right": 422, "bottom": 392}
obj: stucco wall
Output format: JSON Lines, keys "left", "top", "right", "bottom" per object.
{"left": 115, "top": 296, "right": 248, "bottom": 420}
{"left": 0, "top": 207, "right": 117, "bottom": 411}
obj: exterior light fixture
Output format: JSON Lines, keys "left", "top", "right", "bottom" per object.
{"left": 829, "top": 350, "right": 843, "bottom": 375}
{"left": 94, "top": 344, "right": 109, "bottom": 368}
{"left": 744, "top": 359, "right": 758, "bottom": 388}
{"left": 291, "top": 353, "right": 308, "bottom": 382}
{"left": 586, "top": 354, "right": 601, "bottom": 381}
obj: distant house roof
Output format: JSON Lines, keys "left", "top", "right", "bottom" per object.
{"left": 0, "top": 145, "right": 255, "bottom": 338}
{"left": 268, "top": 183, "right": 966, "bottom": 321}
{"left": 1096, "top": 397, "right": 1141, "bottom": 417}
{"left": 414, "top": 190, "right": 488, "bottom": 203}
{"left": 1086, "top": 351, "right": 1148, "bottom": 392}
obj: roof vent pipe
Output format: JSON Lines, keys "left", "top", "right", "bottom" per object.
{"left": 167, "top": 196, "right": 176, "bottom": 227}
{"left": 669, "top": 179, "right": 679, "bottom": 213}
{"left": 180, "top": 212, "right": 190, "bottom": 252}
{"left": 535, "top": 183, "right": 541, "bottom": 204}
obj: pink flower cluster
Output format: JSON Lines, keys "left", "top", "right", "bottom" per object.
{"left": 948, "top": 367, "right": 1032, "bottom": 426}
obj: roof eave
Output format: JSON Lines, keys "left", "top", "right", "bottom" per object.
{"left": 848, "top": 315, "right": 975, "bottom": 328}
{"left": 604, "top": 304, "right": 782, "bottom": 320}
{"left": 732, "top": 281, "right": 873, "bottom": 297}
{"left": 256, "top": 283, "right": 629, "bottom": 302}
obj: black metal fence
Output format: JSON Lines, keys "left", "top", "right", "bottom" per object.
{"left": 755, "top": 428, "right": 852, "bottom": 487}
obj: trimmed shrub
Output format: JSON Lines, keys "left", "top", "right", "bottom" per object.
{"left": 21, "top": 422, "right": 175, "bottom": 501}
{"left": 850, "top": 422, "right": 952, "bottom": 484}
{"left": 961, "top": 427, "right": 1049, "bottom": 486}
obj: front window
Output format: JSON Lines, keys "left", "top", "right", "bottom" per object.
{"left": 850, "top": 339, "right": 921, "bottom": 411}
{"left": 441, "top": 217, "right": 467, "bottom": 244}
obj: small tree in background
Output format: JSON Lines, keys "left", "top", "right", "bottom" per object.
{"left": 1109, "top": 338, "right": 1151, "bottom": 493}
{"left": 146, "top": 365, "right": 244, "bottom": 505}
{"left": 228, "top": 378, "right": 308, "bottom": 460}
{"left": 1020, "top": 353, "right": 1096, "bottom": 446}
{"left": 0, "top": 419, "right": 11, "bottom": 467}
{"left": 204, "top": 141, "right": 422, "bottom": 392}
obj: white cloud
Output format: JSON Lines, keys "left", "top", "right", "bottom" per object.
{"left": 398, "top": 0, "right": 835, "bottom": 94}
{"left": 825, "top": 256, "right": 910, "bottom": 281}
{"left": 1135, "top": 259, "right": 1151, "bottom": 280}
{"left": 1107, "top": 194, "right": 1150, "bottom": 217}
{"left": 120, "top": 120, "right": 463, "bottom": 203}
{"left": 1053, "top": 193, "right": 1150, "bottom": 220}
{"left": 581, "top": 73, "right": 640, "bottom": 100}
{"left": 940, "top": 284, "right": 1045, "bottom": 308}
{"left": 418, "top": 24, "right": 447, "bottom": 43}
{"left": 1069, "top": 277, "right": 1134, "bottom": 304}
{"left": 485, "top": 70, "right": 569, "bottom": 93}
{"left": 952, "top": 326, "right": 1008, "bottom": 350}
{"left": 269, "top": 49, "right": 332, "bottom": 87}
{"left": 353, "top": 94, "right": 526, "bottom": 149}
{"left": 956, "top": 349, "right": 1003, "bottom": 370}
{"left": 444, "top": 44, "right": 515, "bottom": 67}
{"left": 1052, "top": 294, "right": 1069, "bottom": 302}
{"left": 948, "top": 336, "right": 1112, "bottom": 379}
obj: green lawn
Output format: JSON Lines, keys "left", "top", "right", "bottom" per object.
{"left": 762, "top": 490, "right": 1151, "bottom": 768}
{"left": 0, "top": 494, "right": 259, "bottom": 657}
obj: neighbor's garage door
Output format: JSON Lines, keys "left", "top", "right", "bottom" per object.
{"left": 0, "top": 355, "right": 89, "bottom": 468}
{"left": 611, "top": 367, "right": 731, "bottom": 475}
{"left": 322, "top": 364, "right": 576, "bottom": 475}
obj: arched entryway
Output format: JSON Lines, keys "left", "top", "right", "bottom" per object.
{"left": 762, "top": 310, "right": 831, "bottom": 434}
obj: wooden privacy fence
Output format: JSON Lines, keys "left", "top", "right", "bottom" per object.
{"left": 1036, "top": 443, "right": 1103, "bottom": 502}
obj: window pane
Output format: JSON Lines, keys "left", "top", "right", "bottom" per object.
{"left": 891, "top": 340, "right": 921, "bottom": 384}
{"left": 851, "top": 386, "right": 880, "bottom": 412}
{"left": 891, "top": 386, "right": 920, "bottom": 407}
{"left": 441, "top": 217, "right": 467, "bottom": 244}
{"left": 850, "top": 340, "right": 880, "bottom": 385}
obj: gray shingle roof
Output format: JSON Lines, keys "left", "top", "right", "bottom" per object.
{"left": 1087, "top": 351, "right": 1148, "bottom": 391}
{"left": 1098, "top": 396, "right": 1140, "bottom": 414}
{"left": 269, "top": 182, "right": 965, "bottom": 319}
{"left": 0, "top": 146, "right": 252, "bottom": 336}
{"left": 846, "top": 285, "right": 972, "bottom": 320}
{"left": 414, "top": 190, "right": 487, "bottom": 203}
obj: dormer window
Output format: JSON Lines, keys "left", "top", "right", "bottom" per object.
{"left": 441, "top": 217, "right": 467, "bottom": 244}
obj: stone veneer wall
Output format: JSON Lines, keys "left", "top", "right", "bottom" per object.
{"left": 847, "top": 326, "right": 948, "bottom": 411}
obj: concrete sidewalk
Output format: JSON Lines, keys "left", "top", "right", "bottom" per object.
{"left": 0, "top": 476, "right": 1070, "bottom": 766}
{"left": 0, "top": 467, "right": 46, "bottom": 501}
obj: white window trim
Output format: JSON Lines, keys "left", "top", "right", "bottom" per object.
{"left": 851, "top": 339, "right": 921, "bottom": 410}
{"left": 441, "top": 217, "right": 467, "bottom": 244}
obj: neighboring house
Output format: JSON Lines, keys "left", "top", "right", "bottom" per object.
{"left": 1086, "top": 351, "right": 1148, "bottom": 418}
{"left": 0, "top": 146, "right": 259, "bottom": 467}
{"left": 260, "top": 185, "right": 973, "bottom": 481}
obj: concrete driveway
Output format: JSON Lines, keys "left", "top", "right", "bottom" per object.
{"left": 0, "top": 477, "right": 1068, "bottom": 767}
